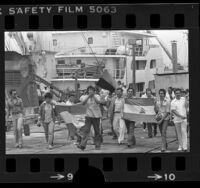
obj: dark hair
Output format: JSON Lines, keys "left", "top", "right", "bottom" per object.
{"left": 174, "top": 88, "right": 182, "bottom": 93}
{"left": 146, "top": 88, "right": 152, "bottom": 93}
{"left": 87, "top": 85, "right": 95, "bottom": 93}
{"left": 159, "top": 89, "right": 166, "bottom": 95}
{"left": 127, "top": 87, "right": 134, "bottom": 93}
{"left": 116, "top": 87, "right": 123, "bottom": 93}
{"left": 69, "top": 93, "right": 75, "bottom": 97}
{"left": 168, "top": 87, "right": 172, "bottom": 90}
{"left": 117, "top": 81, "right": 121, "bottom": 85}
{"left": 9, "top": 89, "right": 16, "bottom": 95}
{"left": 185, "top": 89, "right": 189, "bottom": 93}
{"left": 44, "top": 92, "right": 53, "bottom": 99}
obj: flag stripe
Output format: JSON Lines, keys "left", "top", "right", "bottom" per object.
{"left": 123, "top": 98, "right": 157, "bottom": 123}
{"left": 123, "top": 113, "right": 157, "bottom": 123}
{"left": 125, "top": 98, "right": 155, "bottom": 106}
{"left": 56, "top": 103, "right": 87, "bottom": 115}
{"left": 96, "top": 78, "right": 115, "bottom": 92}
{"left": 124, "top": 104, "right": 156, "bottom": 115}
{"left": 96, "top": 69, "right": 117, "bottom": 92}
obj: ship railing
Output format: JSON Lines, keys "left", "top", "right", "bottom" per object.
{"left": 55, "top": 46, "right": 146, "bottom": 56}
{"left": 55, "top": 67, "right": 126, "bottom": 80}
{"left": 104, "top": 68, "right": 126, "bottom": 79}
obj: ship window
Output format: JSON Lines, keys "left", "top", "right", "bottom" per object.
{"left": 150, "top": 59, "right": 156, "bottom": 68}
{"left": 76, "top": 59, "right": 82, "bottom": 65}
{"left": 88, "top": 37, "right": 93, "bottom": 44}
{"left": 136, "top": 60, "right": 146, "bottom": 70}
{"left": 148, "top": 80, "right": 155, "bottom": 89}
{"left": 5, "top": 71, "right": 21, "bottom": 86}
{"left": 136, "top": 39, "right": 142, "bottom": 46}
{"left": 57, "top": 60, "right": 65, "bottom": 65}
{"left": 53, "top": 39, "right": 57, "bottom": 46}
{"left": 136, "top": 82, "right": 145, "bottom": 92}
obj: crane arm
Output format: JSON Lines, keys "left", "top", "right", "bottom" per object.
{"left": 147, "top": 30, "right": 172, "bottom": 61}
{"left": 33, "top": 74, "right": 66, "bottom": 97}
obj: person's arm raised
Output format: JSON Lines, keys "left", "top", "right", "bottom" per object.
{"left": 93, "top": 94, "right": 101, "bottom": 104}
{"left": 81, "top": 95, "right": 90, "bottom": 105}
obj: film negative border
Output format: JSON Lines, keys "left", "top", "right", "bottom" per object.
{"left": 0, "top": 4, "right": 199, "bottom": 30}
{"left": 0, "top": 154, "right": 200, "bottom": 182}
{"left": 0, "top": 3, "right": 200, "bottom": 183}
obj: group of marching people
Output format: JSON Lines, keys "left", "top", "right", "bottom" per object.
{"left": 105, "top": 86, "right": 189, "bottom": 152}
{"left": 6, "top": 85, "right": 189, "bottom": 152}
{"left": 73, "top": 85, "right": 189, "bottom": 152}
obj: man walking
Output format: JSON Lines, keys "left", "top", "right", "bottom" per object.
{"left": 38, "top": 92, "right": 57, "bottom": 150}
{"left": 171, "top": 88, "right": 189, "bottom": 152}
{"left": 7, "top": 89, "right": 24, "bottom": 149}
{"left": 155, "top": 89, "right": 171, "bottom": 152}
{"left": 110, "top": 88, "right": 126, "bottom": 144}
{"left": 124, "top": 87, "right": 136, "bottom": 148}
{"left": 141, "top": 88, "right": 157, "bottom": 138}
{"left": 77, "top": 86, "right": 102, "bottom": 150}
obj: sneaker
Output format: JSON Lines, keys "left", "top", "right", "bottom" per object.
{"left": 161, "top": 149, "right": 166, "bottom": 153}
{"left": 19, "top": 144, "right": 23, "bottom": 149}
{"left": 127, "top": 144, "right": 134, "bottom": 148}
{"left": 183, "top": 149, "right": 188, "bottom": 152}
{"left": 48, "top": 145, "right": 53, "bottom": 150}
{"left": 178, "top": 147, "right": 183, "bottom": 151}
{"left": 15, "top": 144, "right": 19, "bottom": 148}
{"left": 77, "top": 144, "right": 85, "bottom": 151}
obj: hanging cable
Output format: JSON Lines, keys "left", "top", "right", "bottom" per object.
{"left": 80, "top": 31, "right": 101, "bottom": 65}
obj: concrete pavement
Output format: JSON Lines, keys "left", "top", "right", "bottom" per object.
{"left": 6, "top": 119, "right": 190, "bottom": 154}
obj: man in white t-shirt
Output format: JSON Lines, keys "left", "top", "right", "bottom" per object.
{"left": 171, "top": 88, "right": 189, "bottom": 152}
{"left": 165, "top": 87, "right": 175, "bottom": 102}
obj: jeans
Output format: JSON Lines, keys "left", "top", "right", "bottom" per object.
{"left": 12, "top": 113, "right": 23, "bottom": 146}
{"left": 66, "top": 123, "right": 77, "bottom": 139}
{"left": 80, "top": 117, "right": 101, "bottom": 148}
{"left": 158, "top": 120, "right": 169, "bottom": 150}
{"left": 43, "top": 121, "right": 55, "bottom": 146}
{"left": 125, "top": 120, "right": 136, "bottom": 146}
{"left": 174, "top": 120, "right": 188, "bottom": 150}
{"left": 147, "top": 123, "right": 157, "bottom": 137}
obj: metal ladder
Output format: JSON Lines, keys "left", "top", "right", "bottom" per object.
{"left": 111, "top": 32, "right": 121, "bottom": 47}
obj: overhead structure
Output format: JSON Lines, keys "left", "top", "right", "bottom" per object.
{"left": 146, "top": 30, "right": 173, "bottom": 61}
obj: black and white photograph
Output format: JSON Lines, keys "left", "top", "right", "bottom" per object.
{"left": 5, "top": 30, "right": 189, "bottom": 154}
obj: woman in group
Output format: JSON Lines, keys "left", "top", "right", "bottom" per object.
{"left": 38, "top": 92, "right": 57, "bottom": 150}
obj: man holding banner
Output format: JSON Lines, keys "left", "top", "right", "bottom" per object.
{"left": 141, "top": 88, "right": 158, "bottom": 138}
{"left": 110, "top": 88, "right": 126, "bottom": 145}
{"left": 124, "top": 87, "right": 136, "bottom": 148}
{"left": 123, "top": 89, "right": 158, "bottom": 147}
